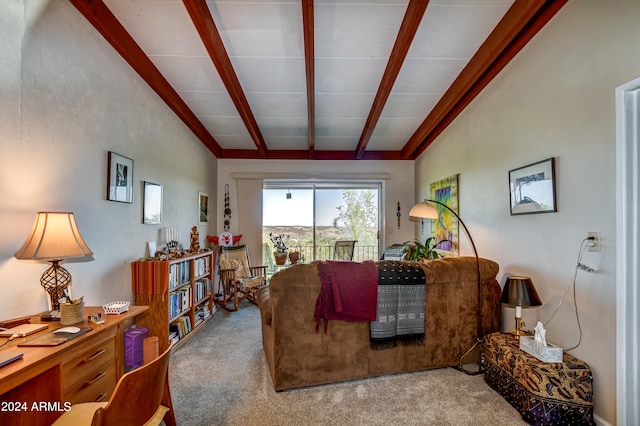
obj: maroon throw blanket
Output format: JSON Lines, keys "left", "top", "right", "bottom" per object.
{"left": 314, "top": 260, "right": 378, "bottom": 333}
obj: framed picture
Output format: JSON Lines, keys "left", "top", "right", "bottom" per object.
{"left": 107, "top": 152, "right": 133, "bottom": 203}
{"left": 143, "top": 181, "right": 163, "bottom": 224}
{"left": 198, "top": 192, "right": 209, "bottom": 225}
{"left": 509, "top": 157, "right": 557, "bottom": 215}
{"left": 430, "top": 174, "right": 459, "bottom": 256}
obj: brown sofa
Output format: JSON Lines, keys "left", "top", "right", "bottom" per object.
{"left": 257, "top": 257, "right": 502, "bottom": 391}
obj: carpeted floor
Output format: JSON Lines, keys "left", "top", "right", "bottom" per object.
{"left": 168, "top": 303, "right": 527, "bottom": 426}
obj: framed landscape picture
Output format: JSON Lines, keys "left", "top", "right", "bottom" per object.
{"left": 107, "top": 151, "right": 133, "bottom": 203}
{"left": 198, "top": 192, "right": 208, "bottom": 225}
{"left": 509, "top": 157, "right": 557, "bottom": 215}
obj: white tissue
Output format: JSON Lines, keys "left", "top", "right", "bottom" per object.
{"left": 534, "top": 321, "right": 547, "bottom": 346}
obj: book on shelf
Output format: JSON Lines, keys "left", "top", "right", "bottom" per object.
{"left": 170, "top": 316, "right": 191, "bottom": 338}
{"left": 194, "top": 278, "right": 211, "bottom": 302}
{"left": 169, "top": 286, "right": 191, "bottom": 320}
{"left": 169, "top": 260, "right": 190, "bottom": 289}
{"left": 194, "top": 256, "right": 210, "bottom": 277}
{"left": 194, "top": 303, "right": 212, "bottom": 327}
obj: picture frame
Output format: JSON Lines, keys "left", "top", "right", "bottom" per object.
{"left": 107, "top": 151, "right": 133, "bottom": 203}
{"left": 509, "top": 157, "right": 557, "bottom": 215}
{"left": 198, "top": 192, "right": 209, "bottom": 225}
{"left": 143, "top": 181, "right": 163, "bottom": 224}
{"left": 430, "top": 174, "right": 459, "bottom": 256}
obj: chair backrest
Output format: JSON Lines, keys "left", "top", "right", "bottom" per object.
{"left": 262, "top": 242, "right": 275, "bottom": 270}
{"left": 219, "top": 244, "right": 252, "bottom": 277}
{"left": 91, "top": 346, "right": 172, "bottom": 425}
{"left": 333, "top": 240, "right": 357, "bottom": 261}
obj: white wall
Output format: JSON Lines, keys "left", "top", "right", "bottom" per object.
{"left": 216, "top": 159, "right": 416, "bottom": 262}
{"left": 0, "top": 1, "right": 217, "bottom": 319}
{"left": 415, "top": 0, "right": 640, "bottom": 424}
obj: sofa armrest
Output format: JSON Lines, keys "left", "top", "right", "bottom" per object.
{"left": 257, "top": 286, "right": 272, "bottom": 325}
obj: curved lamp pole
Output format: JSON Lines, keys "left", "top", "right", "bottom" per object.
{"left": 409, "top": 199, "right": 483, "bottom": 375}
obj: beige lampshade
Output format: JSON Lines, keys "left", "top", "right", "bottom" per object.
{"left": 15, "top": 212, "right": 93, "bottom": 260}
{"left": 408, "top": 201, "right": 438, "bottom": 219}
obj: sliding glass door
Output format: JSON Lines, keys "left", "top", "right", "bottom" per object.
{"left": 263, "top": 181, "right": 381, "bottom": 266}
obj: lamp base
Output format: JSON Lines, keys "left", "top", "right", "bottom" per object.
{"left": 509, "top": 316, "right": 527, "bottom": 336}
{"left": 40, "top": 260, "right": 71, "bottom": 312}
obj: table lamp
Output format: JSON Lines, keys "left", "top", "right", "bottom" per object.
{"left": 15, "top": 212, "right": 93, "bottom": 316}
{"left": 501, "top": 276, "right": 542, "bottom": 335}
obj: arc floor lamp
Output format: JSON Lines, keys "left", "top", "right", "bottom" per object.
{"left": 409, "top": 199, "right": 484, "bottom": 375}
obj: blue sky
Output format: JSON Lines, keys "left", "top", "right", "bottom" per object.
{"left": 263, "top": 189, "right": 347, "bottom": 226}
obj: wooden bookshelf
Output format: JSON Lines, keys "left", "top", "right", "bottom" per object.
{"left": 131, "top": 251, "right": 215, "bottom": 352}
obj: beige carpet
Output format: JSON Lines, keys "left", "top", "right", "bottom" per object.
{"left": 168, "top": 303, "right": 527, "bottom": 426}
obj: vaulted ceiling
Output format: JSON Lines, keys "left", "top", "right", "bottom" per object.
{"left": 70, "top": 0, "right": 566, "bottom": 161}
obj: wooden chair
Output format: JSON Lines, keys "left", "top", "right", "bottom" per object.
{"left": 53, "top": 346, "right": 175, "bottom": 426}
{"left": 333, "top": 240, "right": 357, "bottom": 261}
{"left": 217, "top": 244, "right": 267, "bottom": 312}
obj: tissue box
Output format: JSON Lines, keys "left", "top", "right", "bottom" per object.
{"left": 519, "top": 335, "right": 563, "bottom": 363}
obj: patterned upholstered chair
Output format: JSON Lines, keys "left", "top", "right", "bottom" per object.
{"left": 217, "top": 244, "right": 267, "bottom": 312}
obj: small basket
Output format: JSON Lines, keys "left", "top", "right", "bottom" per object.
{"left": 103, "top": 301, "right": 130, "bottom": 315}
{"left": 60, "top": 302, "right": 85, "bottom": 325}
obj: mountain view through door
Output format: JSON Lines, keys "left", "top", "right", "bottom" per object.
{"left": 262, "top": 184, "right": 380, "bottom": 267}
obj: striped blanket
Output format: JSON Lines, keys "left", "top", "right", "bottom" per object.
{"left": 370, "top": 261, "right": 426, "bottom": 350}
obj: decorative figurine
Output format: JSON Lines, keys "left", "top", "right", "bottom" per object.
{"left": 190, "top": 226, "right": 201, "bottom": 253}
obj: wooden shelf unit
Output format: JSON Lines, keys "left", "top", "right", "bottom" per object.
{"left": 131, "top": 251, "right": 215, "bottom": 352}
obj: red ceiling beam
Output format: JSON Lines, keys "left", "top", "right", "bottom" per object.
{"left": 401, "top": 0, "right": 568, "bottom": 160}
{"left": 69, "top": 0, "right": 223, "bottom": 157}
{"left": 302, "top": 0, "right": 315, "bottom": 159}
{"left": 183, "top": 0, "right": 269, "bottom": 158}
{"left": 221, "top": 149, "right": 403, "bottom": 161}
{"left": 355, "top": 0, "right": 429, "bottom": 159}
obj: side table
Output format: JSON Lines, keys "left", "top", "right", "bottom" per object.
{"left": 483, "top": 332, "right": 594, "bottom": 425}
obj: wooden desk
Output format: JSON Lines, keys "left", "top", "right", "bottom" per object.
{"left": 0, "top": 306, "right": 147, "bottom": 426}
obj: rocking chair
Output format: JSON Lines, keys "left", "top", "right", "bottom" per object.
{"left": 217, "top": 244, "right": 267, "bottom": 312}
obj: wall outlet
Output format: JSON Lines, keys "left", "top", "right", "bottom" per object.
{"left": 587, "top": 232, "right": 600, "bottom": 252}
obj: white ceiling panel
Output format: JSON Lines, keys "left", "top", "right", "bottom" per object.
{"left": 231, "top": 58, "right": 306, "bottom": 93}
{"left": 80, "top": 0, "right": 554, "bottom": 159}
{"left": 150, "top": 55, "right": 226, "bottom": 92}
{"left": 315, "top": 117, "right": 367, "bottom": 138}
{"left": 408, "top": 4, "right": 514, "bottom": 59}
{"left": 246, "top": 93, "right": 307, "bottom": 119}
{"left": 315, "top": 3, "right": 408, "bottom": 58}
{"left": 315, "top": 136, "right": 360, "bottom": 151}
{"left": 316, "top": 58, "right": 389, "bottom": 94}
{"left": 178, "top": 91, "right": 239, "bottom": 117}
{"left": 265, "top": 136, "right": 310, "bottom": 150}
{"left": 380, "top": 93, "right": 441, "bottom": 119}
{"left": 206, "top": 1, "right": 304, "bottom": 58}
{"left": 257, "top": 117, "right": 308, "bottom": 138}
{"left": 367, "top": 118, "right": 424, "bottom": 150}
{"left": 391, "top": 58, "right": 468, "bottom": 94}
{"left": 316, "top": 93, "right": 375, "bottom": 119}
{"left": 200, "top": 116, "right": 253, "bottom": 148}
{"left": 105, "top": 0, "right": 206, "bottom": 57}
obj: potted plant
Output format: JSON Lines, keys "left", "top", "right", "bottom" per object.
{"left": 269, "top": 233, "right": 289, "bottom": 265}
{"left": 403, "top": 236, "right": 452, "bottom": 261}
{"left": 288, "top": 250, "right": 300, "bottom": 264}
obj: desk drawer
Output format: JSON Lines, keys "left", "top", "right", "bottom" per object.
{"left": 62, "top": 361, "right": 117, "bottom": 404}
{"left": 60, "top": 334, "right": 116, "bottom": 388}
